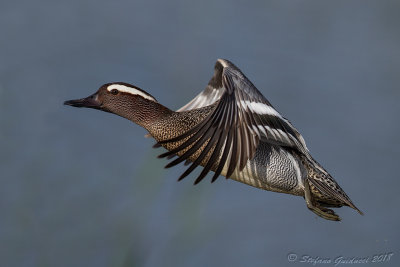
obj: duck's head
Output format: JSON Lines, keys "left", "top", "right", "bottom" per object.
{"left": 64, "top": 82, "right": 168, "bottom": 126}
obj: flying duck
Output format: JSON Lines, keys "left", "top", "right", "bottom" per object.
{"left": 64, "top": 59, "right": 362, "bottom": 221}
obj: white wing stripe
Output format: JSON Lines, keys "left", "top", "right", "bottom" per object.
{"left": 240, "top": 100, "right": 282, "bottom": 118}
{"left": 277, "top": 129, "right": 292, "bottom": 143}
{"left": 258, "top": 125, "right": 267, "bottom": 136}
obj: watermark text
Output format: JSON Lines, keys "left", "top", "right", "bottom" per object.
{"left": 287, "top": 252, "right": 393, "bottom": 265}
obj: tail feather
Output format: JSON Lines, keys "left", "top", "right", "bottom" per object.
{"left": 309, "top": 178, "right": 363, "bottom": 215}
{"left": 302, "top": 155, "right": 363, "bottom": 216}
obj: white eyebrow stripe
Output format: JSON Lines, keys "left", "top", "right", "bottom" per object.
{"left": 107, "top": 84, "right": 156, "bottom": 101}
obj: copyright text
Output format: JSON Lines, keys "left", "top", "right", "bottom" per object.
{"left": 287, "top": 252, "right": 393, "bottom": 265}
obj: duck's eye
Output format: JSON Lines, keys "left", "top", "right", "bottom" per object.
{"left": 110, "top": 89, "right": 119, "bottom": 95}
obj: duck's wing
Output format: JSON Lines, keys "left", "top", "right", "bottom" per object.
{"left": 157, "top": 59, "right": 309, "bottom": 184}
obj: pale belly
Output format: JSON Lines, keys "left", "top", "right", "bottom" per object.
{"left": 221, "top": 143, "right": 306, "bottom": 196}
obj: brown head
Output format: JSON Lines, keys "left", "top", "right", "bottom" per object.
{"left": 64, "top": 82, "right": 172, "bottom": 128}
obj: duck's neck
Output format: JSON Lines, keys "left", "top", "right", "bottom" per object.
{"left": 113, "top": 96, "right": 215, "bottom": 142}
{"left": 113, "top": 98, "right": 174, "bottom": 130}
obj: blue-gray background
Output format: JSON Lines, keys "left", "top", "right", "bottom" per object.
{"left": 1, "top": 0, "right": 399, "bottom": 266}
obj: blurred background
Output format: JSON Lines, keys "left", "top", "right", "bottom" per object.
{"left": 1, "top": 0, "right": 399, "bottom": 266}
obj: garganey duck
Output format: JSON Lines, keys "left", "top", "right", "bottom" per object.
{"left": 65, "top": 59, "right": 362, "bottom": 221}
